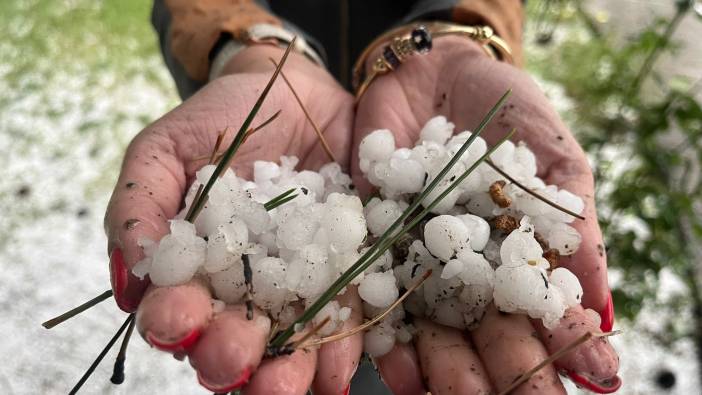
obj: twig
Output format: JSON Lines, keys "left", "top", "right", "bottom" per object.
{"left": 268, "top": 57, "right": 337, "bottom": 163}
{"left": 110, "top": 315, "right": 136, "bottom": 384}
{"left": 42, "top": 290, "right": 113, "bottom": 329}
{"left": 496, "top": 330, "right": 620, "bottom": 395}
{"left": 69, "top": 314, "right": 135, "bottom": 395}
{"left": 241, "top": 110, "right": 282, "bottom": 145}
{"left": 300, "top": 269, "right": 432, "bottom": 348}
{"left": 242, "top": 254, "right": 254, "bottom": 320}
{"left": 485, "top": 160, "right": 586, "bottom": 220}
{"left": 291, "top": 316, "right": 331, "bottom": 349}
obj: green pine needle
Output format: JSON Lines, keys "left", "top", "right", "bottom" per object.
{"left": 264, "top": 188, "right": 298, "bottom": 211}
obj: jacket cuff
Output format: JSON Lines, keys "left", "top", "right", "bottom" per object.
{"left": 165, "top": 0, "right": 283, "bottom": 82}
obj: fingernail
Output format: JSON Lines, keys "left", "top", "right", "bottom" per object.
{"left": 341, "top": 384, "right": 350, "bottom": 395}
{"left": 599, "top": 291, "right": 614, "bottom": 332}
{"left": 568, "top": 371, "right": 622, "bottom": 394}
{"left": 196, "top": 366, "right": 252, "bottom": 392}
{"left": 146, "top": 328, "right": 201, "bottom": 353}
{"left": 109, "top": 248, "right": 132, "bottom": 312}
{"left": 109, "top": 247, "right": 149, "bottom": 313}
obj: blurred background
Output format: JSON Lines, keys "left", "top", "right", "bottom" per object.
{"left": 0, "top": 0, "right": 700, "bottom": 393}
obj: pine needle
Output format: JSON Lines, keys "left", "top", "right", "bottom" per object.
{"left": 241, "top": 109, "right": 282, "bottom": 145}
{"left": 110, "top": 315, "right": 136, "bottom": 385}
{"left": 268, "top": 58, "right": 337, "bottom": 163}
{"left": 69, "top": 314, "right": 134, "bottom": 395}
{"left": 496, "top": 330, "right": 620, "bottom": 395}
{"left": 185, "top": 37, "right": 298, "bottom": 223}
{"left": 485, "top": 159, "right": 586, "bottom": 220}
{"left": 300, "top": 269, "right": 432, "bottom": 348}
{"left": 263, "top": 188, "right": 298, "bottom": 211}
{"left": 270, "top": 89, "right": 514, "bottom": 347}
{"left": 42, "top": 290, "right": 113, "bottom": 329}
{"left": 291, "top": 316, "right": 331, "bottom": 349}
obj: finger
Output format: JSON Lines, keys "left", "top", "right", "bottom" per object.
{"left": 446, "top": 56, "right": 610, "bottom": 311}
{"left": 375, "top": 342, "right": 426, "bottom": 395}
{"left": 188, "top": 304, "right": 271, "bottom": 393}
{"left": 242, "top": 345, "right": 317, "bottom": 395}
{"left": 105, "top": 131, "right": 186, "bottom": 312}
{"left": 311, "top": 287, "right": 364, "bottom": 395}
{"left": 542, "top": 163, "right": 609, "bottom": 312}
{"left": 415, "top": 319, "right": 492, "bottom": 395}
{"left": 471, "top": 306, "right": 565, "bottom": 394}
{"left": 535, "top": 305, "right": 621, "bottom": 391}
{"left": 135, "top": 278, "right": 212, "bottom": 354}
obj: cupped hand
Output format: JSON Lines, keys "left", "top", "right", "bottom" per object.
{"left": 352, "top": 36, "right": 620, "bottom": 394}
{"left": 104, "top": 45, "right": 361, "bottom": 395}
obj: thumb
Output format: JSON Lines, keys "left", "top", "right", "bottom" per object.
{"left": 104, "top": 131, "right": 186, "bottom": 312}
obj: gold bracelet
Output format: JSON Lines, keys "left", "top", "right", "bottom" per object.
{"left": 352, "top": 22, "right": 513, "bottom": 102}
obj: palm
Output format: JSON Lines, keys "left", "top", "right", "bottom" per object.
{"left": 353, "top": 37, "right": 618, "bottom": 393}
{"left": 105, "top": 49, "right": 362, "bottom": 394}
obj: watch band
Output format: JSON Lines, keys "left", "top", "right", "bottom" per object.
{"left": 209, "top": 23, "right": 325, "bottom": 80}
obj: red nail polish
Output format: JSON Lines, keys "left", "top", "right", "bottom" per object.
{"left": 146, "top": 328, "right": 201, "bottom": 353}
{"left": 196, "top": 366, "right": 252, "bottom": 392}
{"left": 599, "top": 292, "right": 614, "bottom": 332}
{"left": 341, "top": 384, "right": 350, "bottom": 395}
{"left": 568, "top": 371, "right": 622, "bottom": 394}
{"left": 109, "top": 247, "right": 149, "bottom": 313}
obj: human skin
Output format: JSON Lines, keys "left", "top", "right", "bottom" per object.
{"left": 352, "top": 36, "right": 620, "bottom": 394}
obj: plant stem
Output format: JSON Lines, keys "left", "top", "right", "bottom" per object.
{"left": 69, "top": 314, "right": 134, "bottom": 395}
{"left": 629, "top": 5, "right": 688, "bottom": 96}
{"left": 42, "top": 290, "right": 113, "bottom": 329}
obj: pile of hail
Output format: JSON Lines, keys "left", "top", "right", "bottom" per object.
{"left": 357, "top": 116, "right": 586, "bottom": 357}
{"left": 133, "top": 157, "right": 367, "bottom": 336}
{"left": 130, "top": 115, "right": 587, "bottom": 360}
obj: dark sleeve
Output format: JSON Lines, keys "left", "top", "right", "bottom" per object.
{"left": 151, "top": 0, "right": 326, "bottom": 100}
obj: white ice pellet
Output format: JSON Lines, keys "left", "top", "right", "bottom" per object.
{"left": 466, "top": 192, "right": 499, "bottom": 218}
{"left": 359, "top": 129, "right": 395, "bottom": 171}
{"left": 584, "top": 308, "right": 602, "bottom": 328}
{"left": 549, "top": 267, "right": 583, "bottom": 307}
{"left": 430, "top": 297, "right": 466, "bottom": 329}
{"left": 211, "top": 299, "right": 226, "bottom": 313}
{"left": 209, "top": 262, "right": 246, "bottom": 303}
{"left": 287, "top": 244, "right": 333, "bottom": 299}
{"left": 419, "top": 116, "right": 455, "bottom": 145}
{"left": 456, "top": 214, "right": 490, "bottom": 251}
{"left": 364, "top": 323, "right": 396, "bottom": 357}
{"left": 358, "top": 270, "right": 399, "bottom": 308}
{"left": 499, "top": 217, "right": 549, "bottom": 269}
{"left": 323, "top": 206, "right": 367, "bottom": 253}
{"left": 251, "top": 257, "right": 289, "bottom": 313}
{"left": 338, "top": 306, "right": 352, "bottom": 321}
{"left": 546, "top": 222, "right": 582, "bottom": 256}
{"left": 424, "top": 215, "right": 470, "bottom": 261}
{"left": 149, "top": 220, "right": 207, "bottom": 286}
{"left": 313, "top": 301, "right": 341, "bottom": 336}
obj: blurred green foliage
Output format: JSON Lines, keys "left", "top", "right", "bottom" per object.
{"left": 527, "top": 0, "right": 702, "bottom": 348}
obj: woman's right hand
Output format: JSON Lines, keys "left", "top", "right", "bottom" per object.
{"left": 104, "top": 44, "right": 361, "bottom": 395}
